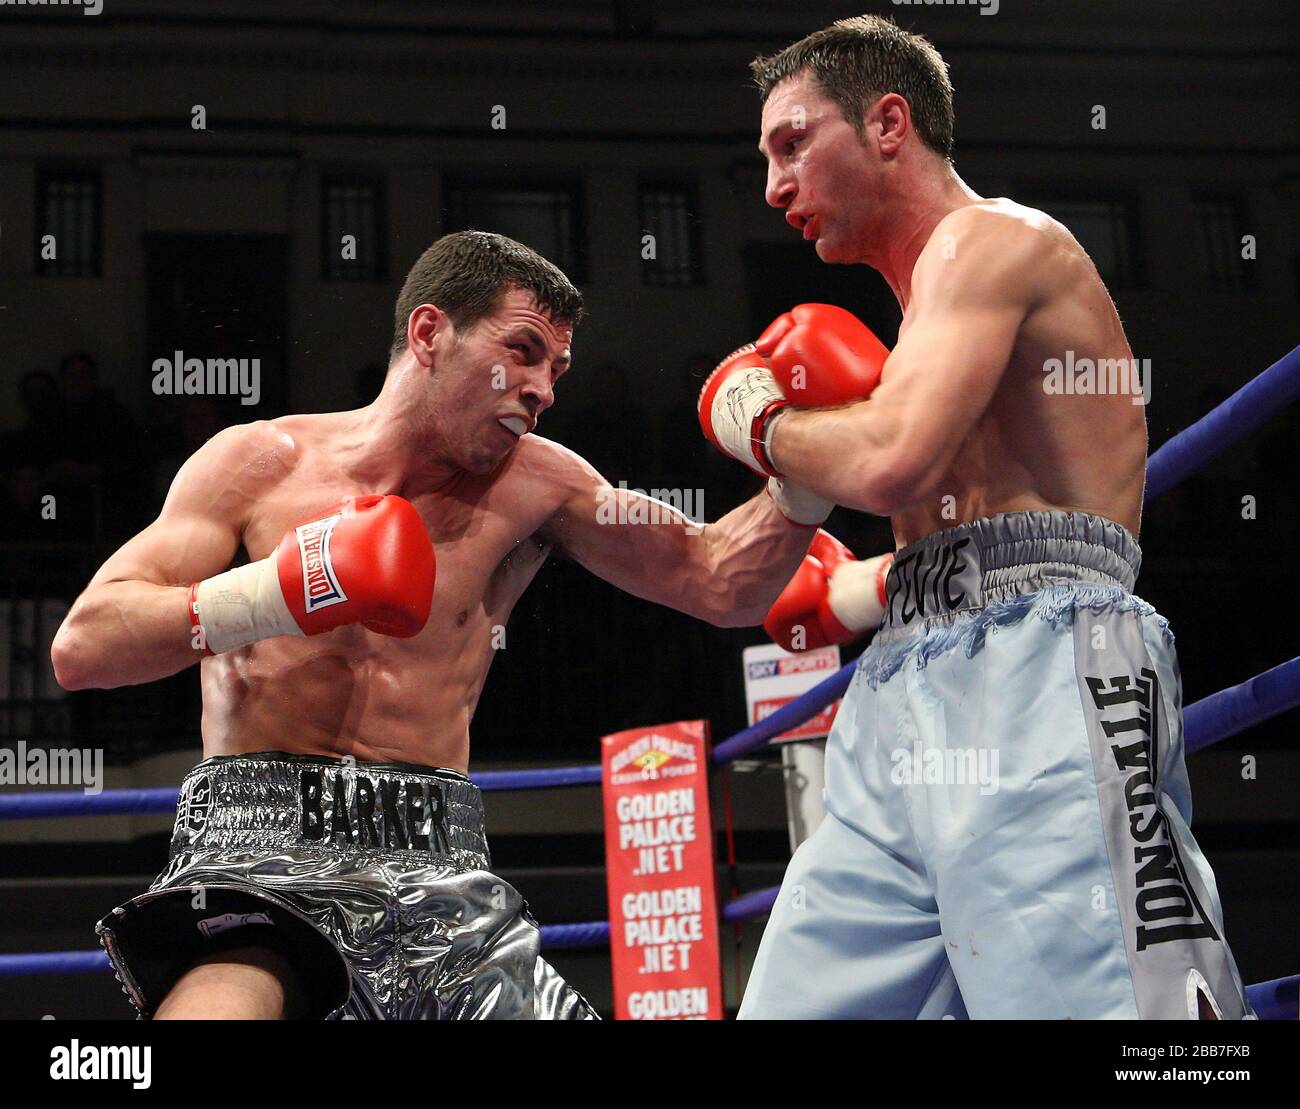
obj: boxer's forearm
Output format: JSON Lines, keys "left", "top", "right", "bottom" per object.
{"left": 694, "top": 491, "right": 814, "bottom": 627}
{"left": 51, "top": 581, "right": 202, "bottom": 690}
{"left": 768, "top": 402, "right": 919, "bottom": 516}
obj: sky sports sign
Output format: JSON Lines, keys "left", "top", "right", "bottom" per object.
{"left": 742, "top": 643, "right": 841, "bottom": 743}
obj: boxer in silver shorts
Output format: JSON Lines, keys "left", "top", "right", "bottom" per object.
{"left": 99, "top": 753, "right": 592, "bottom": 1019}
{"left": 54, "top": 231, "right": 829, "bottom": 1018}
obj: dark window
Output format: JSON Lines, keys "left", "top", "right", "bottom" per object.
{"left": 639, "top": 180, "right": 703, "bottom": 286}
{"left": 321, "top": 174, "right": 387, "bottom": 281}
{"left": 444, "top": 179, "right": 585, "bottom": 283}
{"left": 1194, "top": 195, "right": 1254, "bottom": 291}
{"left": 1026, "top": 195, "right": 1144, "bottom": 288}
{"left": 36, "top": 168, "right": 101, "bottom": 277}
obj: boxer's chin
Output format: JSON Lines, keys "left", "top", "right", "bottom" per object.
{"left": 467, "top": 436, "right": 512, "bottom": 474}
{"left": 815, "top": 230, "right": 849, "bottom": 264}
{"left": 466, "top": 450, "right": 503, "bottom": 476}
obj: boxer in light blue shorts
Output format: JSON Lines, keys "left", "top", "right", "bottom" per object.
{"left": 739, "top": 510, "right": 1252, "bottom": 1019}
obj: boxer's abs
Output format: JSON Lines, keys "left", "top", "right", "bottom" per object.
{"left": 199, "top": 643, "right": 475, "bottom": 771}
{"left": 197, "top": 540, "right": 548, "bottom": 773}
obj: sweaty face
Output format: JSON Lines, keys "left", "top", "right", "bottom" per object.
{"left": 430, "top": 289, "right": 573, "bottom": 475}
{"left": 759, "top": 72, "right": 880, "bottom": 263}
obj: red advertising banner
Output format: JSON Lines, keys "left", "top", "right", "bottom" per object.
{"left": 601, "top": 720, "right": 723, "bottom": 1020}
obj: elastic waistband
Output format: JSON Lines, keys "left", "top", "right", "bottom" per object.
{"left": 880, "top": 510, "right": 1141, "bottom": 634}
{"left": 172, "top": 751, "right": 489, "bottom": 869}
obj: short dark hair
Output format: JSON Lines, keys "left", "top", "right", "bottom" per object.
{"left": 750, "top": 14, "right": 955, "bottom": 161}
{"left": 390, "top": 231, "right": 584, "bottom": 359}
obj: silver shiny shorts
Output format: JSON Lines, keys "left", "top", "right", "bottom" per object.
{"left": 96, "top": 751, "right": 598, "bottom": 1019}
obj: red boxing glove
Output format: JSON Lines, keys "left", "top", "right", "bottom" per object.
{"left": 276, "top": 494, "right": 435, "bottom": 638}
{"left": 191, "top": 494, "right": 436, "bottom": 654}
{"left": 755, "top": 303, "right": 889, "bottom": 408}
{"left": 697, "top": 344, "right": 785, "bottom": 476}
{"left": 697, "top": 345, "right": 834, "bottom": 526}
{"left": 763, "top": 530, "right": 893, "bottom": 652}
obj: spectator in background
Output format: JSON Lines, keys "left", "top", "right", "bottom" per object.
{"left": 1, "top": 370, "right": 67, "bottom": 540}
{"left": 46, "top": 352, "right": 147, "bottom": 543}
{"left": 0, "top": 459, "right": 58, "bottom": 541}
{"left": 151, "top": 395, "right": 226, "bottom": 506}
{"left": 1, "top": 370, "right": 62, "bottom": 466}
{"left": 570, "top": 360, "right": 646, "bottom": 485}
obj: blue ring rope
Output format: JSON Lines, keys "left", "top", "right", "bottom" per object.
{"left": 1144, "top": 343, "right": 1300, "bottom": 501}
{"left": 4, "top": 647, "right": 1294, "bottom": 821}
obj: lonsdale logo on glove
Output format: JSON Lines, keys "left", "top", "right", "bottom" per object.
{"left": 190, "top": 493, "right": 435, "bottom": 655}
{"left": 296, "top": 515, "right": 349, "bottom": 613}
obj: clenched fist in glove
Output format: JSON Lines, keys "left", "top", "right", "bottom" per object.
{"left": 697, "top": 304, "right": 889, "bottom": 526}
{"left": 190, "top": 494, "right": 436, "bottom": 654}
{"left": 764, "top": 530, "right": 893, "bottom": 653}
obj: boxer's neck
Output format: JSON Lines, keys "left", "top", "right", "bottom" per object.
{"left": 868, "top": 163, "right": 982, "bottom": 309}
{"left": 343, "top": 367, "right": 469, "bottom": 498}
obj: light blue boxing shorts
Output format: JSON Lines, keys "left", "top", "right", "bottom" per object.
{"left": 739, "top": 510, "right": 1252, "bottom": 1020}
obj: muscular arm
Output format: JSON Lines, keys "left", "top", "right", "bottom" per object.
{"left": 537, "top": 441, "right": 813, "bottom": 628}
{"left": 51, "top": 423, "right": 294, "bottom": 690}
{"left": 768, "top": 207, "right": 1044, "bottom": 515}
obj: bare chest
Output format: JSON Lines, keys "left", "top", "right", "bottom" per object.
{"left": 240, "top": 466, "right": 555, "bottom": 643}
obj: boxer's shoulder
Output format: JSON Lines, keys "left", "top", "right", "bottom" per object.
{"left": 926, "top": 200, "right": 1054, "bottom": 264}
{"left": 915, "top": 200, "right": 1064, "bottom": 308}
{"left": 492, "top": 433, "right": 612, "bottom": 546}
{"left": 202, "top": 417, "right": 299, "bottom": 462}
{"left": 256, "top": 411, "right": 331, "bottom": 456}
{"left": 940, "top": 197, "right": 1048, "bottom": 231}
{"left": 501, "top": 432, "right": 602, "bottom": 502}
{"left": 234, "top": 412, "right": 367, "bottom": 485}
{"left": 169, "top": 418, "right": 299, "bottom": 506}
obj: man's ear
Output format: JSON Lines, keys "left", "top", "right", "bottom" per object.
{"left": 873, "top": 93, "right": 911, "bottom": 157}
{"left": 407, "top": 304, "right": 451, "bottom": 367}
